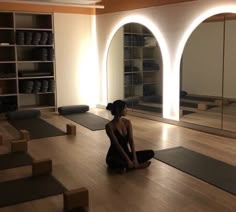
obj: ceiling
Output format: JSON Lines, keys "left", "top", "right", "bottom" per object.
{"left": 0, "top": 0, "right": 103, "bottom": 6}
{"left": 30, "top": 0, "right": 102, "bottom": 4}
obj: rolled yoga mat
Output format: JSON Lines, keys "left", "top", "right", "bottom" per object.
{"left": 154, "top": 146, "right": 236, "bottom": 195}
{"left": 0, "top": 175, "right": 65, "bottom": 208}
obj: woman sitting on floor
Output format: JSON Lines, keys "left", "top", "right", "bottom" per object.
{"left": 105, "top": 99, "right": 154, "bottom": 172}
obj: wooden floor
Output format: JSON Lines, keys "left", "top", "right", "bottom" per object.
{"left": 0, "top": 108, "right": 236, "bottom": 212}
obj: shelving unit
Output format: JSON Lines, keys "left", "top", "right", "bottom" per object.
{"left": 123, "top": 23, "right": 161, "bottom": 100}
{"left": 0, "top": 11, "right": 56, "bottom": 113}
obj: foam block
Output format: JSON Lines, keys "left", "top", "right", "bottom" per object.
{"left": 58, "top": 105, "right": 89, "bottom": 115}
{"left": 11, "top": 140, "right": 28, "bottom": 152}
{"left": 66, "top": 124, "right": 76, "bottom": 135}
{"left": 7, "top": 109, "right": 41, "bottom": 120}
{"left": 32, "top": 159, "right": 52, "bottom": 176}
{"left": 63, "top": 187, "right": 89, "bottom": 211}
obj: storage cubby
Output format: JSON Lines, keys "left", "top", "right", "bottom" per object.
{"left": 0, "top": 12, "right": 14, "bottom": 28}
{"left": 0, "top": 46, "right": 15, "bottom": 61}
{"left": 18, "top": 93, "right": 55, "bottom": 109}
{"left": 19, "top": 79, "right": 55, "bottom": 94}
{"left": 0, "top": 63, "right": 16, "bottom": 78}
{"left": 17, "top": 46, "right": 54, "bottom": 61}
{"left": 0, "top": 96, "right": 17, "bottom": 113}
{"left": 0, "top": 11, "right": 56, "bottom": 113}
{"left": 0, "top": 30, "right": 15, "bottom": 44}
{"left": 15, "top": 13, "right": 52, "bottom": 30}
{"left": 123, "top": 23, "right": 161, "bottom": 100}
{"left": 0, "top": 80, "right": 17, "bottom": 95}
{"left": 18, "top": 63, "right": 54, "bottom": 78}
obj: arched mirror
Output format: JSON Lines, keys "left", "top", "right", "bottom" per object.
{"left": 107, "top": 23, "right": 163, "bottom": 116}
{"left": 180, "top": 13, "right": 236, "bottom": 132}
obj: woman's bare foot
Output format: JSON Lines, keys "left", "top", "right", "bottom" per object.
{"left": 136, "top": 161, "right": 151, "bottom": 169}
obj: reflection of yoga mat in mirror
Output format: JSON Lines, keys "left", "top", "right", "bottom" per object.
{"left": 0, "top": 175, "right": 65, "bottom": 208}
{"left": 128, "top": 104, "right": 195, "bottom": 116}
{"left": 180, "top": 101, "right": 216, "bottom": 109}
{"left": 154, "top": 147, "right": 236, "bottom": 195}
{"left": 0, "top": 152, "right": 33, "bottom": 170}
{"left": 181, "top": 95, "right": 217, "bottom": 102}
{"left": 7, "top": 110, "right": 65, "bottom": 139}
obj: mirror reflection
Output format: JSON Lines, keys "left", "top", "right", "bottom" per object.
{"left": 107, "top": 23, "right": 163, "bottom": 116}
{"left": 180, "top": 13, "right": 236, "bottom": 132}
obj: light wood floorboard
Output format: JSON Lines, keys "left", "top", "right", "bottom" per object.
{"left": 0, "top": 108, "right": 235, "bottom": 211}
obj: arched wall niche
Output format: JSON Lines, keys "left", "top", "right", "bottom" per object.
{"left": 179, "top": 9, "right": 236, "bottom": 133}
{"left": 106, "top": 20, "right": 165, "bottom": 117}
{"left": 104, "top": 15, "right": 171, "bottom": 118}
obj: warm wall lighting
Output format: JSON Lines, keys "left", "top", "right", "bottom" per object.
{"left": 78, "top": 15, "right": 99, "bottom": 106}
{"left": 174, "top": 4, "right": 236, "bottom": 120}
{"left": 103, "top": 15, "right": 170, "bottom": 116}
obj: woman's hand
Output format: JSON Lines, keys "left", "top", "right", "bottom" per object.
{"left": 133, "top": 159, "right": 139, "bottom": 168}
{"left": 127, "top": 160, "right": 134, "bottom": 169}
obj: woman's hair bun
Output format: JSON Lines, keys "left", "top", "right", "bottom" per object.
{"left": 106, "top": 103, "right": 113, "bottom": 111}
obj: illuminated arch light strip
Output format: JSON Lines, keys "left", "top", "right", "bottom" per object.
{"left": 103, "top": 15, "right": 170, "bottom": 117}
{"left": 174, "top": 4, "right": 236, "bottom": 120}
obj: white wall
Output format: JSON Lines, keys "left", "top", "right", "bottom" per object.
{"left": 182, "top": 22, "right": 224, "bottom": 97}
{"left": 224, "top": 20, "right": 236, "bottom": 99}
{"left": 54, "top": 13, "right": 98, "bottom": 108}
{"left": 96, "top": 0, "right": 236, "bottom": 120}
{"left": 107, "top": 27, "right": 124, "bottom": 102}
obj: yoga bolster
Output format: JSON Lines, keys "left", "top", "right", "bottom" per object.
{"left": 141, "top": 95, "right": 161, "bottom": 103}
{"left": 7, "top": 110, "right": 41, "bottom": 120}
{"left": 124, "top": 98, "right": 139, "bottom": 107}
{"left": 58, "top": 105, "right": 89, "bottom": 115}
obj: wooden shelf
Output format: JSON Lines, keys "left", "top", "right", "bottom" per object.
{"left": 124, "top": 23, "right": 160, "bottom": 99}
{"left": 0, "top": 11, "right": 56, "bottom": 113}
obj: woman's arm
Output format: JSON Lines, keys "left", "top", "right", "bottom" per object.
{"left": 105, "top": 123, "right": 134, "bottom": 168}
{"left": 125, "top": 119, "right": 138, "bottom": 166}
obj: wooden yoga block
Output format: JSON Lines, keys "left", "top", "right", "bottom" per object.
{"left": 20, "top": 129, "right": 30, "bottom": 141}
{"left": 11, "top": 140, "right": 28, "bottom": 152}
{"left": 32, "top": 159, "right": 52, "bottom": 177}
{"left": 197, "top": 103, "right": 208, "bottom": 111}
{"left": 66, "top": 124, "right": 76, "bottom": 135}
{"left": 63, "top": 187, "right": 89, "bottom": 211}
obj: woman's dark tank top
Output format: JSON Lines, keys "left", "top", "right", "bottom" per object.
{"left": 107, "top": 129, "right": 130, "bottom": 158}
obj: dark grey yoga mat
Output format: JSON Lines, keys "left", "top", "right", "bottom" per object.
{"left": 154, "top": 147, "right": 236, "bottom": 195}
{"left": 182, "top": 95, "right": 216, "bottom": 102}
{"left": 9, "top": 118, "right": 66, "bottom": 139}
{"left": 64, "top": 112, "right": 109, "bottom": 131}
{"left": 0, "top": 175, "right": 65, "bottom": 208}
{"left": 180, "top": 101, "right": 216, "bottom": 109}
{"left": 0, "top": 152, "right": 33, "bottom": 170}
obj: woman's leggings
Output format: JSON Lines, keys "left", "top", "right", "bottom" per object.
{"left": 106, "top": 149, "right": 154, "bottom": 169}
